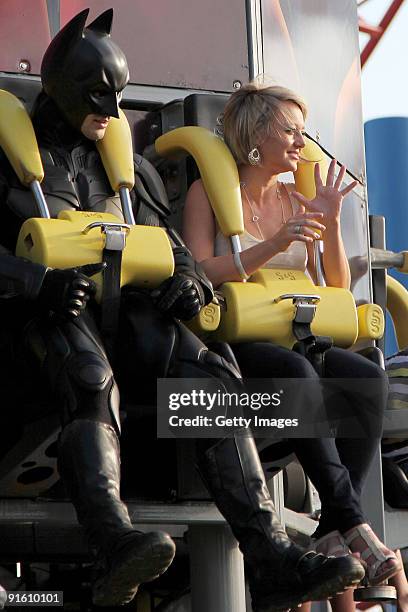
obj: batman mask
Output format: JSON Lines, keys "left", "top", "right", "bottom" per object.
{"left": 41, "top": 8, "right": 129, "bottom": 132}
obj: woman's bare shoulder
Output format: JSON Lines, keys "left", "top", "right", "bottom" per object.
{"left": 187, "top": 178, "right": 205, "bottom": 195}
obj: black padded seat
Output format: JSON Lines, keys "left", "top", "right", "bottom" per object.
{"left": 0, "top": 74, "right": 42, "bottom": 113}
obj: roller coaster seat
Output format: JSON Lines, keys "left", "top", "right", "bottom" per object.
{"left": 0, "top": 82, "right": 333, "bottom": 535}
{"left": 155, "top": 92, "right": 391, "bottom": 497}
{"left": 0, "top": 81, "right": 244, "bottom": 509}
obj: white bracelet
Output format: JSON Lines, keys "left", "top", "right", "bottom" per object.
{"left": 233, "top": 252, "right": 249, "bottom": 280}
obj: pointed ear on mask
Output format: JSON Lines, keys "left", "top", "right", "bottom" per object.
{"left": 54, "top": 8, "right": 89, "bottom": 47}
{"left": 87, "top": 8, "right": 114, "bottom": 35}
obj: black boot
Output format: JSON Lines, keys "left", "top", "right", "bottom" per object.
{"left": 198, "top": 433, "right": 365, "bottom": 612}
{"left": 58, "top": 420, "right": 176, "bottom": 607}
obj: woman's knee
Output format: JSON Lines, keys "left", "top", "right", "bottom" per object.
{"left": 325, "top": 348, "right": 387, "bottom": 381}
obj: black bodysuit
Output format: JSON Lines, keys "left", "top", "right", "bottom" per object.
{"left": 0, "top": 95, "right": 239, "bottom": 433}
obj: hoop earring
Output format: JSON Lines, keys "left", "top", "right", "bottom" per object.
{"left": 248, "top": 147, "right": 261, "bottom": 166}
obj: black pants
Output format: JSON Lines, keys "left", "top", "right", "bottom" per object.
{"left": 22, "top": 292, "right": 240, "bottom": 430}
{"left": 232, "top": 342, "right": 389, "bottom": 536}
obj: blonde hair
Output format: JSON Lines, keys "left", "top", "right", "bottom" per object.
{"left": 221, "top": 82, "right": 307, "bottom": 165}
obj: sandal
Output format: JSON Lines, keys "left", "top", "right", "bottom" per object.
{"left": 312, "top": 530, "right": 351, "bottom": 557}
{"left": 343, "top": 524, "right": 401, "bottom": 586}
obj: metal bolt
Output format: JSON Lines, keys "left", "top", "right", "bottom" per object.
{"left": 18, "top": 59, "right": 31, "bottom": 73}
{"left": 233, "top": 80, "right": 242, "bottom": 89}
{"left": 315, "top": 131, "right": 320, "bottom": 142}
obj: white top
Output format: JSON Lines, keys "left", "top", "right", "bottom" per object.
{"left": 214, "top": 230, "right": 308, "bottom": 270}
{"left": 214, "top": 184, "right": 308, "bottom": 272}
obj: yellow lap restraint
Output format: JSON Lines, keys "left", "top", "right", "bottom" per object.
{"left": 156, "top": 126, "right": 384, "bottom": 348}
{"left": 0, "top": 90, "right": 174, "bottom": 301}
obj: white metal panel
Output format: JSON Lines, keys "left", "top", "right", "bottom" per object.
{"left": 60, "top": 0, "right": 250, "bottom": 91}
{"left": 257, "top": 0, "right": 371, "bottom": 303}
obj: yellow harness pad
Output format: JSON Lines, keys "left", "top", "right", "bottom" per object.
{"left": 213, "top": 269, "right": 359, "bottom": 349}
{"left": 0, "top": 89, "right": 44, "bottom": 186}
{"left": 386, "top": 275, "right": 408, "bottom": 350}
{"left": 156, "top": 125, "right": 384, "bottom": 345}
{"left": 16, "top": 210, "right": 174, "bottom": 300}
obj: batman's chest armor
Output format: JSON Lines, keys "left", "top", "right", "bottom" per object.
{"left": 7, "top": 145, "right": 123, "bottom": 222}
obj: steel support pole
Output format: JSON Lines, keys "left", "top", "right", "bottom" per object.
{"left": 189, "top": 524, "right": 246, "bottom": 612}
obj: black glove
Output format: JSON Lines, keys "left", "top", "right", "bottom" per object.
{"left": 151, "top": 247, "right": 214, "bottom": 321}
{"left": 38, "top": 263, "right": 105, "bottom": 318}
{"left": 151, "top": 274, "right": 203, "bottom": 320}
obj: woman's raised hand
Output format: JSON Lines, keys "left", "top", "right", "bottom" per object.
{"left": 271, "top": 211, "right": 326, "bottom": 253}
{"left": 291, "top": 160, "right": 357, "bottom": 222}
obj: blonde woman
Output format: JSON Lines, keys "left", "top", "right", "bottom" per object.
{"left": 183, "top": 82, "right": 399, "bottom": 595}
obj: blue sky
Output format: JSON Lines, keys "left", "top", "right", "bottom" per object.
{"left": 360, "top": 0, "right": 408, "bottom": 120}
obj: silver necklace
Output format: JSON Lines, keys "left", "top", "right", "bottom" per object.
{"left": 240, "top": 181, "right": 286, "bottom": 242}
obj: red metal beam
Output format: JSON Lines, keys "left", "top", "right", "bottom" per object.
{"left": 359, "top": 0, "right": 405, "bottom": 68}
{"left": 358, "top": 18, "right": 382, "bottom": 37}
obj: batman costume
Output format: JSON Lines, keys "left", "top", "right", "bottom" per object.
{"left": 0, "top": 8, "right": 364, "bottom": 610}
